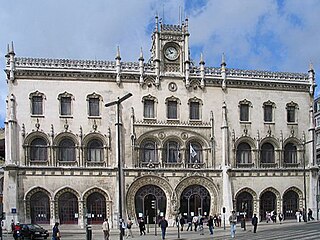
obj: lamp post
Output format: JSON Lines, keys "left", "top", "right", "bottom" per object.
{"left": 105, "top": 93, "right": 133, "bottom": 240}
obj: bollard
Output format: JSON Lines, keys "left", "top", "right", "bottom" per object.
{"left": 86, "top": 225, "right": 92, "bottom": 240}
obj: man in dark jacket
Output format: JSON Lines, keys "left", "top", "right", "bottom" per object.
{"left": 159, "top": 217, "right": 168, "bottom": 239}
{"left": 251, "top": 214, "right": 258, "bottom": 233}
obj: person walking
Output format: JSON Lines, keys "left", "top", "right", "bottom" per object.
{"left": 102, "top": 218, "right": 110, "bottom": 240}
{"left": 126, "top": 218, "right": 134, "bottom": 238}
{"left": 295, "top": 210, "right": 301, "bottom": 222}
{"left": 186, "top": 215, "right": 192, "bottom": 231}
{"left": 192, "top": 215, "right": 198, "bottom": 231}
{"left": 159, "top": 217, "right": 168, "bottom": 240}
{"left": 278, "top": 213, "right": 283, "bottom": 224}
{"left": 52, "top": 222, "right": 61, "bottom": 240}
{"left": 251, "top": 213, "right": 258, "bottom": 233}
{"left": 119, "top": 218, "right": 126, "bottom": 237}
{"left": 179, "top": 216, "right": 185, "bottom": 231}
{"left": 10, "top": 219, "right": 15, "bottom": 234}
{"left": 139, "top": 218, "right": 146, "bottom": 235}
{"left": 308, "top": 208, "right": 315, "bottom": 221}
{"left": 229, "top": 210, "right": 237, "bottom": 238}
{"left": 208, "top": 215, "right": 214, "bottom": 235}
{"left": 199, "top": 215, "right": 204, "bottom": 235}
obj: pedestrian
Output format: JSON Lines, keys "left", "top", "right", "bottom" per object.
{"left": 207, "top": 215, "right": 214, "bottom": 235}
{"left": 102, "top": 218, "right": 110, "bottom": 240}
{"left": 308, "top": 208, "right": 314, "bottom": 221}
{"left": 179, "top": 216, "right": 185, "bottom": 231}
{"left": 295, "top": 210, "right": 301, "bottom": 222}
{"left": 13, "top": 222, "right": 22, "bottom": 240}
{"left": 52, "top": 222, "right": 61, "bottom": 240}
{"left": 251, "top": 213, "right": 258, "bottom": 233}
{"left": 126, "top": 217, "right": 134, "bottom": 238}
{"left": 229, "top": 210, "right": 237, "bottom": 238}
{"left": 278, "top": 213, "right": 283, "bottom": 224}
{"left": 199, "top": 215, "right": 204, "bottom": 235}
{"left": 186, "top": 215, "right": 192, "bottom": 231}
{"left": 119, "top": 218, "right": 126, "bottom": 237}
{"left": 159, "top": 217, "right": 168, "bottom": 240}
{"left": 192, "top": 215, "right": 198, "bottom": 231}
{"left": 217, "top": 214, "right": 222, "bottom": 227}
{"left": 138, "top": 218, "right": 146, "bottom": 235}
{"left": 10, "top": 219, "right": 15, "bottom": 233}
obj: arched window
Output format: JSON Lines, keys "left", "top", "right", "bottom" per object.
{"left": 261, "top": 143, "right": 274, "bottom": 164}
{"left": 186, "top": 142, "right": 202, "bottom": 163}
{"left": 58, "top": 138, "right": 76, "bottom": 162}
{"left": 87, "top": 139, "right": 103, "bottom": 162}
{"left": 164, "top": 141, "right": 180, "bottom": 163}
{"left": 140, "top": 141, "right": 157, "bottom": 163}
{"left": 30, "top": 138, "right": 48, "bottom": 161}
{"left": 236, "top": 143, "right": 252, "bottom": 164}
{"left": 284, "top": 143, "right": 297, "bottom": 164}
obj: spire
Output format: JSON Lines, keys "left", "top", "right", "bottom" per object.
{"left": 139, "top": 47, "right": 144, "bottom": 85}
{"left": 221, "top": 53, "right": 227, "bottom": 91}
{"left": 221, "top": 52, "right": 226, "bottom": 67}
{"left": 115, "top": 46, "right": 121, "bottom": 60}
{"left": 139, "top": 47, "right": 144, "bottom": 61}
{"left": 308, "top": 61, "right": 315, "bottom": 96}
{"left": 200, "top": 53, "right": 205, "bottom": 88}
{"left": 115, "top": 46, "right": 121, "bottom": 85}
{"left": 155, "top": 15, "right": 159, "bottom": 32}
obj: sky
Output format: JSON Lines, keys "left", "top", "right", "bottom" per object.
{"left": 0, "top": 0, "right": 320, "bottom": 128}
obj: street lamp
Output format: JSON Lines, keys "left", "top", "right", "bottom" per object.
{"left": 105, "top": 93, "right": 133, "bottom": 240}
{"left": 302, "top": 139, "right": 313, "bottom": 222}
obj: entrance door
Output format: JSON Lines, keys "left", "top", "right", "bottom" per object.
{"left": 260, "top": 191, "right": 276, "bottom": 220}
{"left": 30, "top": 191, "right": 50, "bottom": 224}
{"left": 236, "top": 191, "right": 253, "bottom": 219}
{"left": 135, "top": 185, "right": 166, "bottom": 224}
{"left": 283, "top": 190, "right": 299, "bottom": 219}
{"left": 58, "top": 192, "right": 78, "bottom": 224}
{"left": 180, "top": 185, "right": 210, "bottom": 217}
{"left": 86, "top": 192, "right": 106, "bottom": 224}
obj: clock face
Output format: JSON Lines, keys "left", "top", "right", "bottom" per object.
{"left": 164, "top": 46, "right": 179, "bottom": 61}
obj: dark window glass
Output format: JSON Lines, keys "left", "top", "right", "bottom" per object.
{"left": 89, "top": 98, "right": 100, "bottom": 116}
{"left": 287, "top": 106, "right": 295, "bottom": 122}
{"left": 60, "top": 97, "right": 71, "bottom": 115}
{"left": 165, "top": 141, "right": 179, "bottom": 163}
{"left": 144, "top": 100, "right": 155, "bottom": 118}
{"left": 167, "top": 101, "right": 177, "bottom": 119}
{"left": 190, "top": 102, "right": 200, "bottom": 120}
{"left": 264, "top": 105, "right": 273, "bottom": 122}
{"left": 240, "top": 104, "right": 249, "bottom": 121}
{"left": 261, "top": 143, "right": 274, "bottom": 163}
{"left": 236, "top": 143, "right": 251, "bottom": 164}
{"left": 30, "top": 138, "right": 47, "bottom": 161}
{"left": 87, "top": 139, "right": 103, "bottom": 162}
{"left": 187, "top": 142, "right": 202, "bottom": 163}
{"left": 141, "top": 141, "right": 156, "bottom": 162}
{"left": 58, "top": 139, "right": 75, "bottom": 161}
{"left": 284, "top": 143, "right": 297, "bottom": 164}
{"left": 32, "top": 96, "right": 43, "bottom": 115}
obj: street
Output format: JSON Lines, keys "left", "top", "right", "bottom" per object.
{"left": 1, "top": 220, "right": 318, "bottom": 240}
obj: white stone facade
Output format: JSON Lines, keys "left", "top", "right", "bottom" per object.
{"left": 3, "top": 18, "right": 319, "bottom": 228}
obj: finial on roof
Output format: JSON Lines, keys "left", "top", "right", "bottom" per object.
{"left": 309, "top": 61, "right": 314, "bottom": 71}
{"left": 10, "top": 41, "right": 15, "bottom": 53}
{"left": 199, "top": 53, "right": 205, "bottom": 65}
{"left": 221, "top": 53, "right": 226, "bottom": 67}
{"left": 139, "top": 47, "right": 144, "bottom": 61}
{"left": 115, "top": 46, "right": 121, "bottom": 60}
{"left": 155, "top": 15, "right": 159, "bottom": 32}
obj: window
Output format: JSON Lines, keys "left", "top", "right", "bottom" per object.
{"left": 286, "top": 102, "right": 298, "bottom": 123}
{"left": 316, "top": 116, "right": 320, "bottom": 128}
{"left": 317, "top": 133, "right": 320, "bottom": 145}
{"left": 236, "top": 143, "right": 252, "bottom": 164}
{"left": 239, "top": 99, "right": 251, "bottom": 122}
{"left": 187, "top": 142, "right": 202, "bottom": 163}
{"left": 144, "top": 100, "right": 155, "bottom": 118}
{"left": 58, "top": 92, "right": 73, "bottom": 116}
{"left": 30, "top": 91, "right": 45, "bottom": 116}
{"left": 164, "top": 141, "right": 179, "bottom": 163}
{"left": 190, "top": 102, "right": 200, "bottom": 120}
{"left": 87, "top": 139, "right": 103, "bottom": 162}
{"left": 141, "top": 141, "right": 157, "bottom": 162}
{"left": 264, "top": 105, "right": 273, "bottom": 122}
{"left": 167, "top": 101, "right": 177, "bottom": 119}
{"left": 87, "top": 93, "right": 102, "bottom": 117}
{"left": 58, "top": 138, "right": 76, "bottom": 162}
{"left": 260, "top": 143, "right": 274, "bottom": 163}
{"left": 30, "top": 138, "right": 47, "bottom": 161}
{"left": 284, "top": 143, "right": 297, "bottom": 164}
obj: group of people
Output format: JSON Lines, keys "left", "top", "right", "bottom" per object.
{"left": 295, "top": 208, "right": 315, "bottom": 222}
{"left": 265, "top": 210, "right": 283, "bottom": 224}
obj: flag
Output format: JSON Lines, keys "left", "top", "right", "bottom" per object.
{"left": 190, "top": 144, "right": 197, "bottom": 158}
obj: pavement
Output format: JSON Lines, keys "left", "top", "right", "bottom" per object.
{"left": 1, "top": 219, "right": 318, "bottom": 240}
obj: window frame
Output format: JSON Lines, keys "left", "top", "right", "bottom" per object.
{"left": 236, "top": 142, "right": 252, "bottom": 164}
{"left": 29, "top": 91, "right": 45, "bottom": 116}
{"left": 29, "top": 137, "right": 48, "bottom": 162}
{"left": 86, "top": 139, "right": 104, "bottom": 162}
{"left": 165, "top": 96, "right": 180, "bottom": 120}
{"left": 286, "top": 102, "right": 298, "bottom": 124}
{"left": 87, "top": 93, "right": 102, "bottom": 118}
{"left": 260, "top": 143, "right": 275, "bottom": 164}
{"left": 239, "top": 99, "right": 252, "bottom": 122}
{"left": 58, "top": 92, "right": 74, "bottom": 117}
{"left": 142, "top": 95, "right": 157, "bottom": 119}
{"left": 58, "top": 138, "right": 76, "bottom": 162}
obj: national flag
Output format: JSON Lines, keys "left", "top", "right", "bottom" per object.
{"left": 190, "top": 144, "right": 197, "bottom": 158}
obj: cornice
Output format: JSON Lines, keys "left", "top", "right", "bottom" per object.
{"left": 134, "top": 119, "right": 211, "bottom": 128}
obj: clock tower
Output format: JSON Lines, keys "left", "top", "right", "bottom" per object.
{"left": 151, "top": 16, "right": 190, "bottom": 85}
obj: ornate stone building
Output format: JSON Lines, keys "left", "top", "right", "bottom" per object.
{"left": 3, "top": 17, "right": 319, "bottom": 228}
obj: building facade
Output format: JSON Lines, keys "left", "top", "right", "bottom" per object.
{"left": 3, "top": 18, "right": 319, "bottom": 228}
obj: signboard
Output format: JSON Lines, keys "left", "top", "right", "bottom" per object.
{"left": 11, "top": 208, "right": 16, "bottom": 214}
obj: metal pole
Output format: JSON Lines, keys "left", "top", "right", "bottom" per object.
{"left": 303, "top": 145, "right": 307, "bottom": 222}
{"left": 177, "top": 215, "right": 180, "bottom": 239}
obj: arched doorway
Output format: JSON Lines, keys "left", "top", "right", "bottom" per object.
{"left": 86, "top": 192, "right": 106, "bottom": 224}
{"left": 236, "top": 191, "right": 253, "bottom": 219}
{"left": 30, "top": 191, "right": 50, "bottom": 224}
{"left": 58, "top": 192, "right": 78, "bottom": 224}
{"left": 260, "top": 191, "right": 276, "bottom": 220}
{"left": 135, "top": 185, "right": 166, "bottom": 224}
{"left": 180, "top": 185, "right": 210, "bottom": 217}
{"left": 283, "top": 190, "right": 299, "bottom": 219}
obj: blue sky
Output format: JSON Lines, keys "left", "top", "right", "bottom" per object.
{"left": 0, "top": 0, "right": 320, "bottom": 128}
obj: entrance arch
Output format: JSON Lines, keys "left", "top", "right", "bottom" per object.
{"left": 260, "top": 191, "right": 277, "bottom": 220}
{"left": 30, "top": 191, "right": 50, "bottom": 224}
{"left": 134, "top": 185, "right": 167, "bottom": 223}
{"left": 58, "top": 192, "right": 78, "bottom": 224}
{"left": 283, "top": 190, "right": 300, "bottom": 219}
{"left": 179, "top": 185, "right": 210, "bottom": 217}
{"left": 86, "top": 192, "right": 106, "bottom": 224}
{"left": 236, "top": 191, "right": 253, "bottom": 219}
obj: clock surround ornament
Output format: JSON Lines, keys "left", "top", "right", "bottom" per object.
{"left": 164, "top": 46, "right": 179, "bottom": 61}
